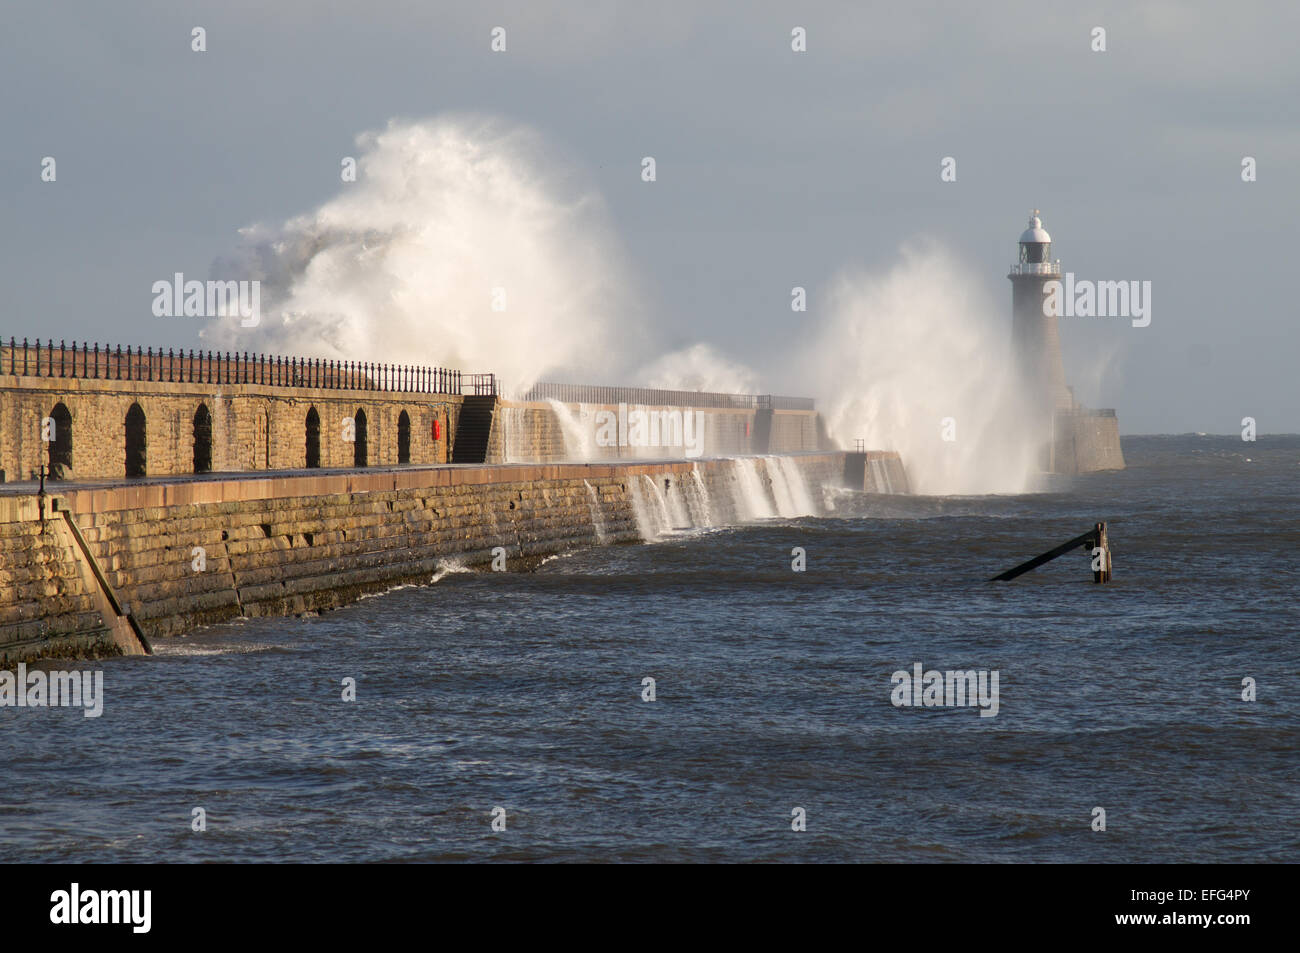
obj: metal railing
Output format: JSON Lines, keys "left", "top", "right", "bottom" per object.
{"left": 465, "top": 373, "right": 498, "bottom": 396}
{"left": 0, "top": 337, "right": 819, "bottom": 409}
{"left": 1059, "top": 407, "right": 1117, "bottom": 417}
{"left": 1008, "top": 261, "right": 1062, "bottom": 277}
{"left": 0, "top": 337, "right": 467, "bottom": 395}
{"left": 516, "top": 381, "right": 815, "bottom": 411}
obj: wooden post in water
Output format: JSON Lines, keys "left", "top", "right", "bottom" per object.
{"left": 1092, "top": 522, "right": 1111, "bottom": 583}
{"left": 991, "top": 522, "right": 1113, "bottom": 584}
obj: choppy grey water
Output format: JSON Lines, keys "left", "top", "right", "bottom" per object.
{"left": 3, "top": 435, "right": 1297, "bottom": 862}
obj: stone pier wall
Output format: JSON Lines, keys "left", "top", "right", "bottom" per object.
{"left": 487, "top": 400, "right": 827, "bottom": 463}
{"left": 0, "top": 374, "right": 460, "bottom": 482}
{"left": 1, "top": 452, "right": 851, "bottom": 665}
{"left": 0, "top": 369, "right": 829, "bottom": 478}
{"left": 1055, "top": 413, "right": 1126, "bottom": 475}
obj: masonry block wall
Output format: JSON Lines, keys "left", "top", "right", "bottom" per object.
{"left": 0, "top": 453, "right": 850, "bottom": 665}
{"left": 485, "top": 401, "right": 829, "bottom": 463}
{"left": 768, "top": 410, "right": 823, "bottom": 452}
{"left": 0, "top": 374, "right": 461, "bottom": 481}
{"left": 1054, "top": 413, "right": 1126, "bottom": 475}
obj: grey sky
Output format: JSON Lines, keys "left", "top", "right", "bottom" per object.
{"left": 3, "top": 1, "right": 1297, "bottom": 434}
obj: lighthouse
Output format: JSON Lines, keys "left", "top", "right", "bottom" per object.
{"left": 1009, "top": 211, "right": 1075, "bottom": 471}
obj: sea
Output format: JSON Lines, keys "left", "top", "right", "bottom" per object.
{"left": 2, "top": 434, "right": 1297, "bottom": 863}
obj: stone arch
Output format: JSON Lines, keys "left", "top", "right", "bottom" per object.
{"left": 397, "top": 409, "right": 411, "bottom": 464}
{"left": 47, "top": 402, "right": 73, "bottom": 479}
{"left": 193, "top": 403, "right": 213, "bottom": 473}
{"left": 354, "top": 409, "right": 368, "bottom": 467}
{"left": 125, "top": 403, "right": 147, "bottom": 477}
{"left": 305, "top": 407, "right": 321, "bottom": 468}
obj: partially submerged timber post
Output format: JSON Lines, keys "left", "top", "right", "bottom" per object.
{"left": 991, "top": 521, "right": 1112, "bottom": 584}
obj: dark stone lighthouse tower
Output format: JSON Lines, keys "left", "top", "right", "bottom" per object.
{"left": 1007, "top": 210, "right": 1124, "bottom": 474}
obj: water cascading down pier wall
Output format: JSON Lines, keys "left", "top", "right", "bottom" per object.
{"left": 0, "top": 340, "right": 908, "bottom": 665}
{"left": 1, "top": 453, "right": 856, "bottom": 665}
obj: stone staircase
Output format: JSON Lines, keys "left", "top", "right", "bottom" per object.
{"left": 452, "top": 396, "right": 497, "bottom": 463}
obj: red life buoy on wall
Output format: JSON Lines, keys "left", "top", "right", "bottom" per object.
{"left": 432, "top": 419, "right": 441, "bottom": 441}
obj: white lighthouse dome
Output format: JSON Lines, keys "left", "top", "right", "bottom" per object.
{"left": 1019, "top": 211, "right": 1051, "bottom": 244}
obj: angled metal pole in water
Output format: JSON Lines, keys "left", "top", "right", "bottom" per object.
{"left": 991, "top": 522, "right": 1111, "bottom": 583}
